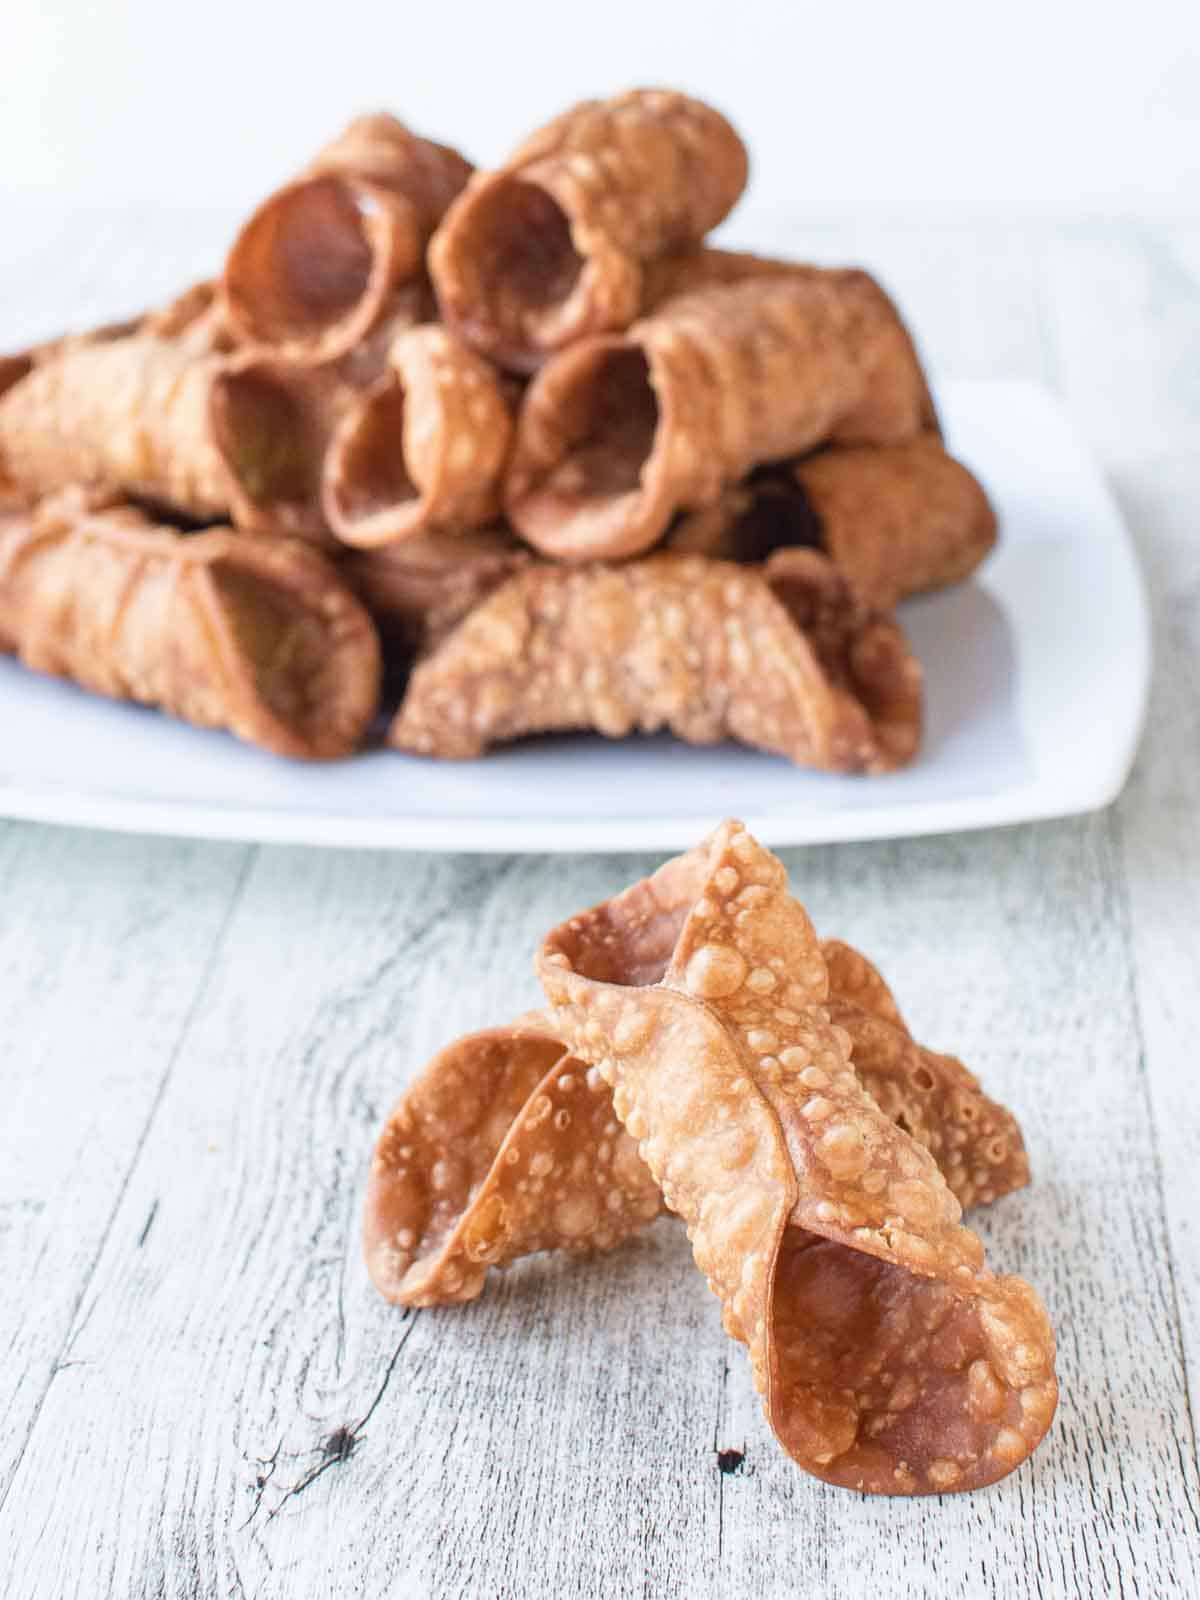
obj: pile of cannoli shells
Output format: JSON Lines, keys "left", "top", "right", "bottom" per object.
{"left": 365, "top": 821, "right": 1058, "bottom": 1496}
{"left": 0, "top": 91, "right": 998, "bottom": 769}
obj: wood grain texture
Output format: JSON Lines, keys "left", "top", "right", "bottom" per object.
{"left": 1, "top": 215, "right": 1199, "bottom": 1599}
{"left": 1046, "top": 220, "right": 1200, "bottom": 1465}
{"left": 0, "top": 827, "right": 249, "bottom": 1496}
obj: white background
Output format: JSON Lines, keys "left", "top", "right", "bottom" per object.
{"left": 3, "top": 0, "right": 1199, "bottom": 221}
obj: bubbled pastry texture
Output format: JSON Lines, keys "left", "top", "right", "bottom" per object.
{"left": 363, "top": 951, "right": 1030, "bottom": 1309}
{"left": 430, "top": 89, "right": 748, "bottom": 370}
{"left": 388, "top": 550, "right": 922, "bottom": 774}
{"left": 535, "top": 820, "right": 1057, "bottom": 1494}
{"left": 0, "top": 487, "right": 381, "bottom": 759}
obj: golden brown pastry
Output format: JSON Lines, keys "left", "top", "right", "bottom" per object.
{"left": 504, "top": 271, "right": 933, "bottom": 562}
{"left": 209, "top": 283, "right": 438, "bottom": 545}
{"left": 430, "top": 89, "right": 748, "bottom": 372}
{"left": 323, "top": 326, "right": 513, "bottom": 546}
{"left": 790, "top": 438, "right": 998, "bottom": 608}
{"left": 0, "top": 336, "right": 231, "bottom": 520}
{"left": 222, "top": 114, "right": 471, "bottom": 364}
{"left": 669, "top": 438, "right": 996, "bottom": 608}
{"left": 340, "top": 524, "right": 530, "bottom": 654}
{"left": 535, "top": 821, "right": 1058, "bottom": 1494}
{"left": 363, "top": 945, "right": 1029, "bottom": 1308}
{"left": 0, "top": 488, "right": 380, "bottom": 759}
{"left": 209, "top": 352, "right": 353, "bottom": 545}
{"left": 640, "top": 248, "right": 939, "bottom": 433}
{"left": 388, "top": 550, "right": 922, "bottom": 773}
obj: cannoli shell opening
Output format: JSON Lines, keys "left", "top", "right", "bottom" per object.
{"left": 505, "top": 337, "right": 670, "bottom": 560}
{"left": 364, "top": 1025, "right": 571, "bottom": 1305}
{"left": 432, "top": 174, "right": 598, "bottom": 370}
{"left": 765, "top": 1231, "right": 1047, "bottom": 1494}
{"left": 538, "top": 823, "right": 1057, "bottom": 1494}
{"left": 222, "top": 175, "right": 421, "bottom": 363}
{"left": 209, "top": 356, "right": 341, "bottom": 543}
{"left": 323, "top": 375, "right": 419, "bottom": 544}
{"left": 766, "top": 549, "right": 923, "bottom": 772}
{"left": 197, "top": 536, "right": 381, "bottom": 759}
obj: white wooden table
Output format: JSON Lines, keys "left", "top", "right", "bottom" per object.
{"left": 1, "top": 212, "right": 1198, "bottom": 1599}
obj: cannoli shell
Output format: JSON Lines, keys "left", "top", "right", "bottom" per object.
{"left": 209, "top": 352, "right": 353, "bottom": 545}
{"left": 208, "top": 285, "right": 437, "bottom": 547}
{"left": 642, "top": 249, "right": 941, "bottom": 436}
{"left": 388, "top": 550, "right": 920, "bottom": 772}
{"left": 364, "top": 946, "right": 1030, "bottom": 1308}
{"left": 221, "top": 114, "right": 471, "bottom": 364}
{"left": 504, "top": 271, "right": 934, "bottom": 562}
{"left": 535, "top": 821, "right": 1057, "bottom": 1495}
{"left": 791, "top": 438, "right": 998, "bottom": 609}
{"left": 0, "top": 488, "right": 380, "bottom": 759}
{"left": 323, "top": 325, "right": 514, "bottom": 547}
{"left": 430, "top": 89, "right": 748, "bottom": 371}
{"left": 0, "top": 336, "right": 230, "bottom": 519}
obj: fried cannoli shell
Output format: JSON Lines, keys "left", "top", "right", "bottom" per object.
{"left": 791, "top": 438, "right": 998, "bottom": 609}
{"left": 429, "top": 89, "right": 748, "bottom": 372}
{"left": 364, "top": 1015, "right": 664, "bottom": 1307}
{"left": 388, "top": 550, "right": 921, "bottom": 773}
{"left": 819, "top": 941, "right": 1031, "bottom": 1209}
{"left": 504, "top": 272, "right": 933, "bottom": 562}
{"left": 222, "top": 114, "right": 471, "bottom": 364}
{"left": 0, "top": 488, "right": 380, "bottom": 759}
{"left": 340, "top": 523, "right": 530, "bottom": 654}
{"left": 323, "top": 326, "right": 514, "bottom": 547}
{"left": 209, "top": 287, "right": 440, "bottom": 547}
{"left": 364, "top": 946, "right": 1030, "bottom": 1307}
{"left": 642, "top": 250, "right": 941, "bottom": 437}
{"left": 668, "top": 440, "right": 994, "bottom": 610}
{"left": 534, "top": 821, "right": 1057, "bottom": 1495}
{"left": 0, "top": 336, "right": 231, "bottom": 519}
{"left": 640, "top": 245, "right": 811, "bottom": 310}
{"left": 209, "top": 352, "right": 352, "bottom": 545}
{"left": 640, "top": 249, "right": 939, "bottom": 430}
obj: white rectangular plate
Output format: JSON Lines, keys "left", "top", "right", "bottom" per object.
{"left": 0, "top": 380, "right": 1150, "bottom": 852}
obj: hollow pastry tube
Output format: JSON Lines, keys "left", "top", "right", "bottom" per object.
{"left": 789, "top": 438, "right": 998, "bottom": 609}
{"left": 221, "top": 114, "right": 471, "bottom": 364}
{"left": 208, "top": 284, "right": 437, "bottom": 545}
{"left": 363, "top": 942, "right": 1030, "bottom": 1308}
{"left": 429, "top": 89, "right": 747, "bottom": 373}
{"left": 0, "top": 336, "right": 231, "bottom": 520}
{"left": 323, "top": 326, "right": 514, "bottom": 547}
{"left": 535, "top": 821, "right": 1058, "bottom": 1495}
{"left": 503, "top": 271, "right": 933, "bottom": 562}
{"left": 0, "top": 488, "right": 380, "bottom": 759}
{"left": 209, "top": 353, "right": 354, "bottom": 545}
{"left": 387, "top": 550, "right": 922, "bottom": 774}
{"left": 669, "top": 439, "right": 995, "bottom": 608}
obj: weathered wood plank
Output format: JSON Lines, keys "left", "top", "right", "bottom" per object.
{"left": 1046, "top": 218, "right": 1200, "bottom": 1453}
{"left": 0, "top": 826, "right": 250, "bottom": 1498}
{"left": 1111, "top": 469, "right": 1200, "bottom": 1457}
{"left": 0, "top": 851, "right": 725, "bottom": 1598}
